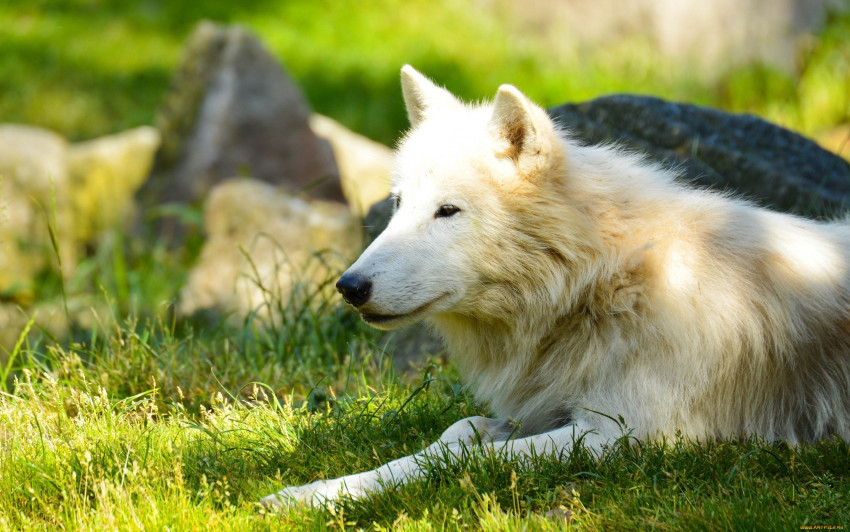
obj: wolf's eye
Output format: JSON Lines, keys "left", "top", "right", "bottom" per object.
{"left": 435, "top": 204, "right": 460, "bottom": 218}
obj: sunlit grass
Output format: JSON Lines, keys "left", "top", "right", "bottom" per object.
{"left": 2, "top": 353, "right": 847, "bottom": 529}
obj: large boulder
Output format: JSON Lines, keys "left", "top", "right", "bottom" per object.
{"left": 0, "top": 123, "right": 164, "bottom": 283}
{"left": 139, "top": 21, "right": 341, "bottom": 239}
{"left": 548, "top": 95, "right": 850, "bottom": 217}
{"left": 0, "top": 124, "right": 160, "bottom": 360}
{"left": 69, "top": 126, "right": 161, "bottom": 243}
{"left": 179, "top": 179, "right": 361, "bottom": 323}
{"left": 0, "top": 125, "right": 75, "bottom": 301}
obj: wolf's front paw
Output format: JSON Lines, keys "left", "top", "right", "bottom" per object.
{"left": 259, "top": 485, "right": 308, "bottom": 508}
{"left": 260, "top": 479, "right": 342, "bottom": 508}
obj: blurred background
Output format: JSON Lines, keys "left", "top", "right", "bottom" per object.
{"left": 3, "top": 0, "right": 849, "bottom": 147}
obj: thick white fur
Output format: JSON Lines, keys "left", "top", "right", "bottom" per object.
{"left": 261, "top": 65, "right": 850, "bottom": 507}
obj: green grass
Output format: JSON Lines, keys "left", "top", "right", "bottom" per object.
{"left": 2, "top": 1, "right": 850, "bottom": 529}
{"left": 2, "top": 307, "right": 848, "bottom": 530}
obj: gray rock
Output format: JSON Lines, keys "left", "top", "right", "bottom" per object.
{"left": 548, "top": 95, "right": 850, "bottom": 217}
{"left": 0, "top": 125, "right": 75, "bottom": 299}
{"left": 138, "top": 21, "right": 341, "bottom": 238}
{"left": 0, "top": 124, "right": 161, "bottom": 308}
{"left": 179, "top": 178, "right": 361, "bottom": 324}
{"left": 69, "top": 126, "right": 161, "bottom": 243}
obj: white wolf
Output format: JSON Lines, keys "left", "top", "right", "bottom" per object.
{"left": 262, "top": 65, "right": 850, "bottom": 507}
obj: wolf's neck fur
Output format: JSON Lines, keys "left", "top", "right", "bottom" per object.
{"left": 427, "top": 140, "right": 648, "bottom": 433}
{"left": 429, "top": 267, "right": 626, "bottom": 435}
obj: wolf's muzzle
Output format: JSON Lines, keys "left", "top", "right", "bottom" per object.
{"left": 336, "top": 273, "right": 372, "bottom": 307}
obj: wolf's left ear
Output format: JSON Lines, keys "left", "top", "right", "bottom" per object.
{"left": 401, "top": 65, "right": 461, "bottom": 128}
{"left": 490, "top": 84, "right": 557, "bottom": 177}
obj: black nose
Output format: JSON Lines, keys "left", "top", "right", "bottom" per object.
{"left": 336, "top": 273, "right": 372, "bottom": 307}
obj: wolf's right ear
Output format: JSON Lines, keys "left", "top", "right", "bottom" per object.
{"left": 490, "top": 84, "right": 558, "bottom": 179}
{"left": 401, "top": 65, "right": 460, "bottom": 127}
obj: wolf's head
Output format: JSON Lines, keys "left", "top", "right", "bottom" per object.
{"left": 337, "top": 66, "right": 577, "bottom": 330}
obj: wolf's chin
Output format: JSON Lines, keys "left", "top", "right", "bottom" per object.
{"left": 359, "top": 312, "right": 419, "bottom": 330}
{"left": 358, "top": 293, "right": 452, "bottom": 330}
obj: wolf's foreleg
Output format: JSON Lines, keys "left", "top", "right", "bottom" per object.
{"left": 260, "top": 416, "right": 511, "bottom": 507}
{"left": 260, "top": 416, "right": 605, "bottom": 507}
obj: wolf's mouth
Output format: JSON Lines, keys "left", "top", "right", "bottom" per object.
{"left": 359, "top": 293, "right": 450, "bottom": 326}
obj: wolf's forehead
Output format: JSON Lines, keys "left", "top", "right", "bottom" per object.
{"left": 396, "top": 123, "right": 497, "bottom": 183}
{"left": 394, "top": 153, "right": 496, "bottom": 195}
